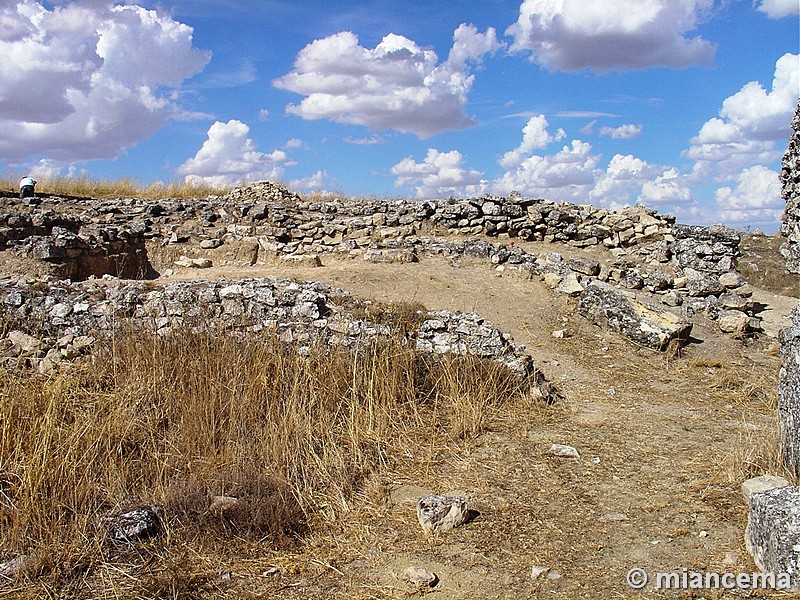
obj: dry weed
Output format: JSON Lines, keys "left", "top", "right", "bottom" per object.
{"left": 0, "top": 325, "right": 530, "bottom": 594}
{"left": 720, "top": 423, "right": 797, "bottom": 486}
{"left": 1, "top": 174, "right": 231, "bottom": 201}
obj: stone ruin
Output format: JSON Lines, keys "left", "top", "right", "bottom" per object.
{"left": 781, "top": 99, "right": 800, "bottom": 274}
{"left": 742, "top": 305, "right": 800, "bottom": 590}
{"left": 2, "top": 175, "right": 798, "bottom": 584}
{"left": 0, "top": 181, "right": 761, "bottom": 354}
{"left": 0, "top": 275, "right": 551, "bottom": 399}
{"left": 740, "top": 98, "right": 800, "bottom": 584}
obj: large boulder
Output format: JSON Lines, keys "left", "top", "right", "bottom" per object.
{"left": 578, "top": 281, "right": 692, "bottom": 351}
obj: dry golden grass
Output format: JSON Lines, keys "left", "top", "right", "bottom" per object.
{"left": 1, "top": 175, "right": 231, "bottom": 200}
{"left": 0, "top": 325, "right": 527, "bottom": 596}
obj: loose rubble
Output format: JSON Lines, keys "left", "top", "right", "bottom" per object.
{"left": 103, "top": 504, "right": 164, "bottom": 545}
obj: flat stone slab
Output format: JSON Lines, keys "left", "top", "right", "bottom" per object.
{"left": 578, "top": 281, "right": 692, "bottom": 351}
{"left": 742, "top": 475, "right": 790, "bottom": 501}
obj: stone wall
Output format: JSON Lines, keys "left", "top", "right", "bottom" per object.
{"left": 0, "top": 197, "right": 154, "bottom": 279}
{"left": 779, "top": 304, "right": 800, "bottom": 475}
{"left": 2, "top": 183, "right": 739, "bottom": 280}
{"left": 781, "top": 99, "right": 800, "bottom": 274}
{"left": 0, "top": 276, "right": 550, "bottom": 397}
{"left": 0, "top": 183, "right": 759, "bottom": 341}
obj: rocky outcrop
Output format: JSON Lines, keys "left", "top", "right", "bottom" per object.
{"left": 781, "top": 99, "right": 800, "bottom": 274}
{"left": 577, "top": 280, "right": 692, "bottom": 350}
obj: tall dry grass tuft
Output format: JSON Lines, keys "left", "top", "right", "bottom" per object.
{"left": 1, "top": 174, "right": 231, "bottom": 200}
{"left": 0, "top": 326, "right": 527, "bottom": 592}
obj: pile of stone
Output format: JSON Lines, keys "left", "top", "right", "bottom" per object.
{"left": 223, "top": 180, "right": 302, "bottom": 204}
{"left": 0, "top": 276, "right": 549, "bottom": 397}
{"left": 781, "top": 99, "right": 800, "bottom": 274}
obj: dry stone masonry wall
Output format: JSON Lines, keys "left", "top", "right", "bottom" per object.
{"left": 781, "top": 99, "right": 800, "bottom": 274}
{"left": 0, "top": 181, "right": 763, "bottom": 349}
{"left": 0, "top": 276, "right": 549, "bottom": 398}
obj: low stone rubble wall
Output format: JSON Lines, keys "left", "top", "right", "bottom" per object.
{"left": 0, "top": 203, "right": 154, "bottom": 279}
{"left": 0, "top": 276, "right": 549, "bottom": 397}
{"left": 1, "top": 184, "right": 741, "bottom": 285}
{"left": 0, "top": 182, "right": 762, "bottom": 343}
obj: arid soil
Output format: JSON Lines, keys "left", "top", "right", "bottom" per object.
{"left": 136, "top": 238, "right": 798, "bottom": 599}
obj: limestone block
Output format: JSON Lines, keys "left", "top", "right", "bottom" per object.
{"left": 578, "top": 281, "right": 692, "bottom": 351}
{"left": 362, "top": 248, "right": 417, "bottom": 263}
{"left": 779, "top": 305, "right": 800, "bottom": 475}
{"left": 746, "top": 486, "right": 800, "bottom": 590}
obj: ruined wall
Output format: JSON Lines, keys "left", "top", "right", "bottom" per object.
{"left": 2, "top": 183, "right": 741, "bottom": 281}
{"left": 781, "top": 99, "right": 800, "bottom": 274}
{"left": 0, "top": 183, "right": 760, "bottom": 341}
{"left": 0, "top": 276, "right": 546, "bottom": 394}
{"left": 779, "top": 304, "right": 800, "bottom": 475}
{"left": 0, "top": 199, "right": 154, "bottom": 279}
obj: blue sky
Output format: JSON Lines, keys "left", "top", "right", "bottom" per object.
{"left": 1, "top": 1, "right": 798, "bottom": 231}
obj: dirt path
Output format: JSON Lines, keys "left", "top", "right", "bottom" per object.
{"left": 160, "top": 256, "right": 791, "bottom": 598}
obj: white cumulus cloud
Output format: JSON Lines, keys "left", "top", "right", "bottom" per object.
{"left": 588, "top": 154, "right": 662, "bottom": 207}
{"left": 289, "top": 170, "right": 332, "bottom": 195}
{"left": 756, "top": 0, "right": 800, "bottom": 18}
{"left": 719, "top": 52, "right": 799, "bottom": 141}
{"left": 685, "top": 52, "right": 799, "bottom": 180}
{"left": 494, "top": 140, "right": 601, "bottom": 200}
{"left": 0, "top": 1, "right": 210, "bottom": 162}
{"left": 177, "top": 120, "right": 295, "bottom": 186}
{"left": 638, "top": 168, "right": 694, "bottom": 206}
{"left": 274, "top": 24, "right": 502, "bottom": 138}
{"left": 599, "top": 124, "right": 643, "bottom": 139}
{"left": 506, "top": 0, "right": 717, "bottom": 72}
{"left": 498, "top": 114, "right": 566, "bottom": 169}
{"left": 391, "top": 149, "right": 486, "bottom": 197}
{"left": 714, "top": 164, "right": 783, "bottom": 224}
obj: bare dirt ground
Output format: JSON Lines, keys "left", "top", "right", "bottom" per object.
{"left": 140, "top": 240, "right": 799, "bottom": 599}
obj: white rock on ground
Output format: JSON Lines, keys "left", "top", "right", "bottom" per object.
{"left": 416, "top": 495, "right": 468, "bottom": 533}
